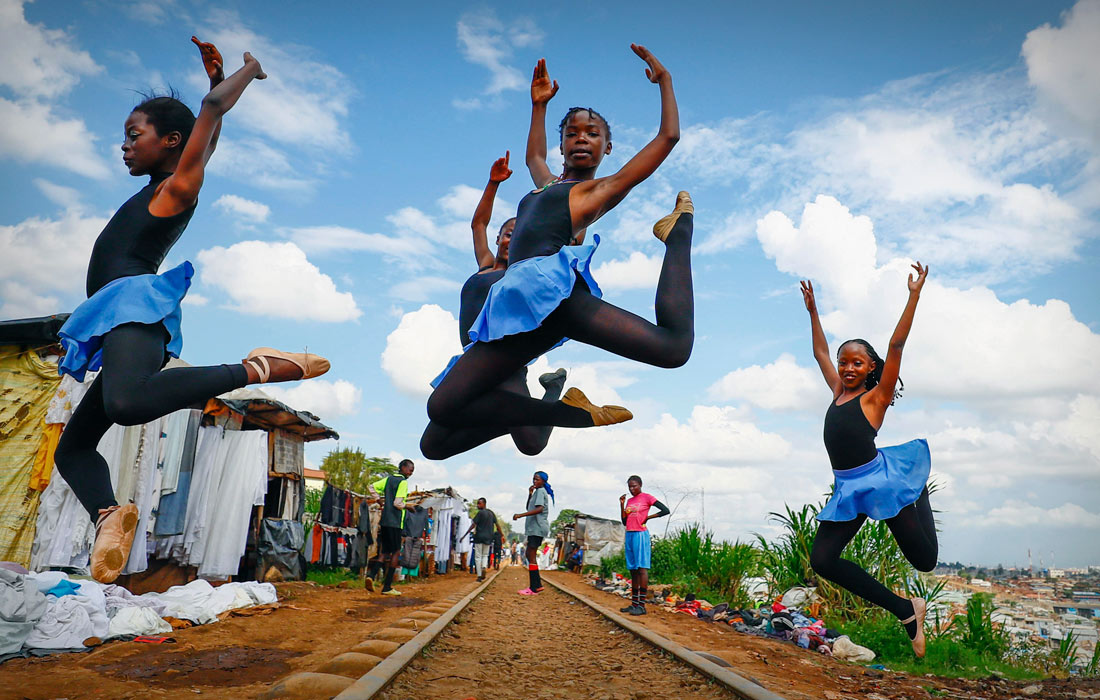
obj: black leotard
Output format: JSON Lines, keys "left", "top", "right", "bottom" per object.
{"left": 458, "top": 269, "right": 504, "bottom": 345}
{"left": 507, "top": 181, "right": 579, "bottom": 264}
{"left": 823, "top": 393, "right": 878, "bottom": 469}
{"left": 85, "top": 173, "right": 196, "bottom": 296}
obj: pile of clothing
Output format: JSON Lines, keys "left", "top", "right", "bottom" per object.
{"left": 0, "top": 563, "right": 277, "bottom": 663}
{"left": 586, "top": 577, "right": 876, "bottom": 663}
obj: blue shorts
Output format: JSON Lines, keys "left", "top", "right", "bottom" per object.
{"left": 624, "top": 530, "right": 651, "bottom": 571}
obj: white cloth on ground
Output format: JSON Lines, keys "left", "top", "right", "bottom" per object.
{"left": 107, "top": 606, "right": 171, "bottom": 638}
{"left": 0, "top": 568, "right": 48, "bottom": 654}
{"left": 25, "top": 580, "right": 108, "bottom": 650}
{"left": 831, "top": 635, "right": 876, "bottom": 663}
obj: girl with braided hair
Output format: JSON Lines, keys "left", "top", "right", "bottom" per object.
{"left": 424, "top": 46, "right": 694, "bottom": 455}
{"left": 54, "top": 38, "right": 330, "bottom": 584}
{"left": 800, "top": 263, "right": 936, "bottom": 657}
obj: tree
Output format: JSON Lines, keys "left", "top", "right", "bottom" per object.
{"left": 320, "top": 448, "right": 397, "bottom": 493}
{"left": 550, "top": 508, "right": 580, "bottom": 535}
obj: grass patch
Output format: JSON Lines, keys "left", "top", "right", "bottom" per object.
{"left": 306, "top": 566, "right": 361, "bottom": 586}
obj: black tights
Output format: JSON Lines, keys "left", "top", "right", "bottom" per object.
{"left": 425, "top": 213, "right": 693, "bottom": 441}
{"left": 420, "top": 370, "right": 564, "bottom": 459}
{"left": 54, "top": 322, "right": 248, "bottom": 521}
{"left": 810, "top": 488, "right": 938, "bottom": 637}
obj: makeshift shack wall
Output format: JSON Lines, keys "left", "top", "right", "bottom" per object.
{"left": 0, "top": 348, "right": 60, "bottom": 566}
{"left": 578, "top": 516, "right": 625, "bottom": 565}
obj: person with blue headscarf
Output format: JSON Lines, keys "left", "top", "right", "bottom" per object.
{"left": 512, "top": 471, "right": 554, "bottom": 595}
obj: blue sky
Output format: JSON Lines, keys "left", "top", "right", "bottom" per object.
{"left": 2, "top": 0, "right": 1098, "bottom": 567}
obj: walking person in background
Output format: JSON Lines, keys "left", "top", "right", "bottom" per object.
{"left": 368, "top": 459, "right": 417, "bottom": 595}
{"left": 619, "top": 475, "right": 669, "bottom": 615}
{"left": 463, "top": 498, "right": 500, "bottom": 582}
{"left": 513, "top": 471, "right": 553, "bottom": 595}
{"left": 800, "top": 264, "right": 937, "bottom": 657}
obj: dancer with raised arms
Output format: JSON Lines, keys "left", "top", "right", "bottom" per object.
{"left": 420, "top": 153, "right": 567, "bottom": 459}
{"left": 54, "top": 38, "right": 330, "bottom": 584}
{"left": 800, "top": 264, "right": 937, "bottom": 657}
{"left": 424, "top": 46, "right": 694, "bottom": 455}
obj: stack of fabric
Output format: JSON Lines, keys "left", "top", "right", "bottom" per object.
{"left": 0, "top": 564, "right": 277, "bottom": 663}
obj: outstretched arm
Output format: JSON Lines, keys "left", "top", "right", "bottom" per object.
{"left": 571, "top": 44, "right": 679, "bottom": 228}
{"left": 866, "top": 263, "right": 928, "bottom": 420}
{"left": 471, "top": 152, "right": 512, "bottom": 270}
{"left": 191, "top": 36, "right": 224, "bottom": 164}
{"left": 152, "top": 52, "right": 266, "bottom": 216}
{"left": 801, "top": 280, "right": 841, "bottom": 395}
{"left": 526, "top": 58, "right": 558, "bottom": 188}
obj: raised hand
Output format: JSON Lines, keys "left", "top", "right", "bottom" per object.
{"left": 908, "top": 262, "right": 928, "bottom": 294}
{"left": 191, "top": 36, "right": 224, "bottom": 85}
{"left": 631, "top": 43, "right": 669, "bottom": 84}
{"left": 243, "top": 52, "right": 267, "bottom": 80}
{"left": 531, "top": 58, "right": 559, "bottom": 105}
{"left": 800, "top": 280, "right": 818, "bottom": 313}
{"left": 489, "top": 151, "right": 512, "bottom": 182}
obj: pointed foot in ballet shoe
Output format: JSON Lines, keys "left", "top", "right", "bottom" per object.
{"left": 90, "top": 503, "right": 139, "bottom": 584}
{"left": 562, "top": 387, "right": 633, "bottom": 427}
{"left": 653, "top": 191, "right": 694, "bottom": 242}
{"left": 538, "top": 368, "right": 567, "bottom": 390}
{"left": 244, "top": 347, "right": 331, "bottom": 384}
{"left": 905, "top": 597, "right": 927, "bottom": 658}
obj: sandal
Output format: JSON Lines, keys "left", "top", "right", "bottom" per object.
{"left": 244, "top": 347, "right": 330, "bottom": 383}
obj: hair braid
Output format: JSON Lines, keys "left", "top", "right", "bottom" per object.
{"left": 557, "top": 107, "right": 612, "bottom": 143}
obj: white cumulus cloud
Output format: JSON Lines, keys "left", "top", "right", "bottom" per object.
{"left": 1022, "top": 0, "right": 1100, "bottom": 147}
{"left": 263, "top": 379, "right": 362, "bottom": 419}
{"left": 455, "top": 10, "right": 542, "bottom": 98}
{"left": 0, "top": 0, "right": 101, "bottom": 100}
{"left": 197, "top": 241, "right": 361, "bottom": 321}
{"left": 0, "top": 98, "right": 110, "bottom": 179}
{"left": 214, "top": 194, "right": 270, "bottom": 223}
{"left": 381, "top": 304, "right": 460, "bottom": 397}
{"left": 593, "top": 251, "right": 664, "bottom": 292}
{"left": 708, "top": 352, "right": 829, "bottom": 411}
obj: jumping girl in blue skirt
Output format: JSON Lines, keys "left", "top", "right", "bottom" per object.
{"left": 55, "top": 38, "right": 330, "bottom": 583}
{"left": 420, "top": 153, "right": 567, "bottom": 459}
{"left": 424, "top": 46, "right": 694, "bottom": 455}
{"left": 801, "top": 263, "right": 936, "bottom": 657}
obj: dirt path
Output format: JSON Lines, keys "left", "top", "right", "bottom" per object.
{"left": 0, "top": 571, "right": 481, "bottom": 700}
{"left": 379, "top": 567, "right": 738, "bottom": 700}
{"left": 547, "top": 571, "right": 1100, "bottom": 700}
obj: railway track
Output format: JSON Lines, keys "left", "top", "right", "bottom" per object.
{"left": 264, "top": 566, "right": 785, "bottom": 700}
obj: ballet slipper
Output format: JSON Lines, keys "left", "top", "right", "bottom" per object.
{"left": 653, "top": 191, "right": 694, "bottom": 242}
{"left": 538, "top": 368, "right": 567, "bottom": 389}
{"left": 900, "top": 597, "right": 927, "bottom": 658}
{"left": 90, "top": 503, "right": 139, "bottom": 584}
{"left": 244, "top": 347, "right": 330, "bottom": 383}
{"left": 562, "top": 387, "right": 633, "bottom": 426}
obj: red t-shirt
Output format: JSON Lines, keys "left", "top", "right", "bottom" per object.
{"left": 625, "top": 492, "right": 657, "bottom": 532}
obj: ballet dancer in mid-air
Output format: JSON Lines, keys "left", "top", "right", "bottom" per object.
{"left": 424, "top": 45, "right": 694, "bottom": 455}
{"left": 54, "top": 38, "right": 329, "bottom": 583}
{"left": 800, "top": 263, "right": 937, "bottom": 657}
{"left": 420, "top": 152, "right": 567, "bottom": 459}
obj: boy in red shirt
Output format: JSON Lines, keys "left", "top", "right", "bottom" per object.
{"left": 618, "top": 475, "right": 670, "bottom": 615}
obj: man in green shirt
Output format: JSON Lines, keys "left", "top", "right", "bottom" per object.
{"left": 369, "top": 459, "right": 416, "bottom": 595}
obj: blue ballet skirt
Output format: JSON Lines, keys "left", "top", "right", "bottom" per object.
{"left": 817, "top": 438, "right": 930, "bottom": 522}
{"left": 58, "top": 261, "right": 193, "bottom": 381}
{"left": 430, "top": 236, "right": 602, "bottom": 388}
{"left": 469, "top": 234, "right": 602, "bottom": 345}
